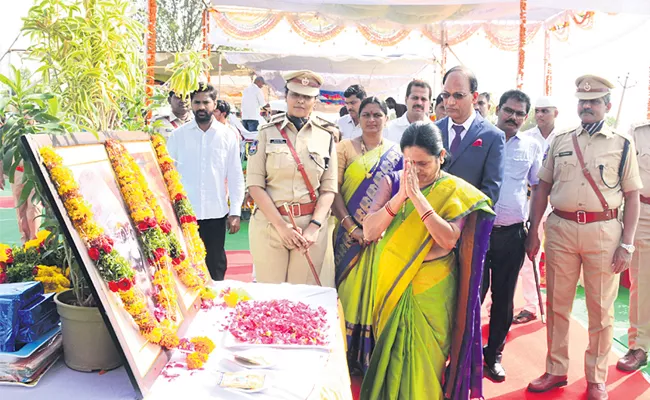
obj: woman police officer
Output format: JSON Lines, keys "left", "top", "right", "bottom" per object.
{"left": 246, "top": 70, "right": 337, "bottom": 284}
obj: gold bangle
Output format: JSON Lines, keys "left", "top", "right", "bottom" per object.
{"left": 347, "top": 225, "right": 359, "bottom": 236}
{"left": 341, "top": 215, "right": 353, "bottom": 226}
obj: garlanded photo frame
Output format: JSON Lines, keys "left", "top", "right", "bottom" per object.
{"left": 22, "top": 132, "right": 202, "bottom": 399}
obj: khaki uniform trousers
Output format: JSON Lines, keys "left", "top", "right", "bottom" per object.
{"left": 249, "top": 209, "right": 330, "bottom": 285}
{"left": 544, "top": 213, "right": 622, "bottom": 383}
{"left": 629, "top": 202, "right": 650, "bottom": 352}
{"left": 10, "top": 169, "right": 42, "bottom": 243}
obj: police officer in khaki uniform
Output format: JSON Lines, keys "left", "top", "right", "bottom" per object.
{"left": 152, "top": 91, "right": 193, "bottom": 139}
{"left": 526, "top": 75, "right": 642, "bottom": 400}
{"left": 617, "top": 120, "right": 650, "bottom": 371}
{"left": 247, "top": 70, "right": 337, "bottom": 285}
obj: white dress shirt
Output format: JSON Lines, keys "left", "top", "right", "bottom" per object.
{"left": 337, "top": 114, "right": 362, "bottom": 140}
{"left": 493, "top": 133, "right": 543, "bottom": 226}
{"left": 241, "top": 84, "right": 266, "bottom": 121}
{"left": 167, "top": 118, "right": 245, "bottom": 220}
{"left": 446, "top": 110, "right": 477, "bottom": 146}
{"left": 522, "top": 125, "right": 556, "bottom": 153}
{"left": 384, "top": 113, "right": 420, "bottom": 144}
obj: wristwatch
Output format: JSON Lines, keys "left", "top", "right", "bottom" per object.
{"left": 620, "top": 243, "right": 636, "bottom": 254}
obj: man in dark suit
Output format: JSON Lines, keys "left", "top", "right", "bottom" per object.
{"left": 435, "top": 66, "right": 505, "bottom": 203}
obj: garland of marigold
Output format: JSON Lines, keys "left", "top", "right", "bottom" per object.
{"left": 39, "top": 146, "right": 167, "bottom": 346}
{"left": 105, "top": 139, "right": 180, "bottom": 348}
{"left": 150, "top": 134, "right": 210, "bottom": 286}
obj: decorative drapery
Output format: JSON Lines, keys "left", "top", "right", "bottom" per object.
{"left": 543, "top": 29, "right": 552, "bottom": 95}
{"left": 647, "top": 66, "right": 650, "bottom": 120}
{"left": 422, "top": 23, "right": 480, "bottom": 46}
{"left": 517, "top": 0, "right": 527, "bottom": 89}
{"left": 209, "top": 8, "right": 594, "bottom": 51}
{"left": 202, "top": 9, "right": 211, "bottom": 82}
{"left": 357, "top": 23, "right": 411, "bottom": 47}
{"left": 286, "top": 14, "right": 345, "bottom": 43}
{"left": 209, "top": 9, "right": 283, "bottom": 40}
{"left": 146, "top": 0, "right": 157, "bottom": 119}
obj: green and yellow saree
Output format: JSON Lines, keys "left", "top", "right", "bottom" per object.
{"left": 360, "top": 172, "right": 494, "bottom": 400}
{"left": 335, "top": 144, "right": 402, "bottom": 373}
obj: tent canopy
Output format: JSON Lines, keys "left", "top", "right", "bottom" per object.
{"left": 210, "top": 1, "right": 650, "bottom": 25}
{"left": 223, "top": 52, "right": 432, "bottom": 76}
{"left": 220, "top": 51, "right": 433, "bottom": 98}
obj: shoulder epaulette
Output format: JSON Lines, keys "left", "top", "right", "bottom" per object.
{"left": 630, "top": 120, "right": 650, "bottom": 131}
{"left": 258, "top": 114, "right": 285, "bottom": 131}
{"left": 555, "top": 127, "right": 576, "bottom": 137}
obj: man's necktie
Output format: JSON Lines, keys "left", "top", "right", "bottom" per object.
{"left": 450, "top": 124, "right": 464, "bottom": 156}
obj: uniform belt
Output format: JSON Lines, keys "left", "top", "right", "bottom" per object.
{"left": 277, "top": 202, "right": 316, "bottom": 217}
{"left": 641, "top": 195, "right": 650, "bottom": 205}
{"left": 553, "top": 209, "right": 618, "bottom": 224}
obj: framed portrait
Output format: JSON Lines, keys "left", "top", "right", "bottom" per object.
{"left": 22, "top": 132, "right": 202, "bottom": 398}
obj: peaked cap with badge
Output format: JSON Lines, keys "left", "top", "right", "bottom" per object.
{"left": 284, "top": 70, "right": 324, "bottom": 97}
{"left": 575, "top": 74, "right": 615, "bottom": 100}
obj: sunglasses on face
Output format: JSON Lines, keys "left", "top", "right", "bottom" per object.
{"left": 440, "top": 92, "right": 469, "bottom": 101}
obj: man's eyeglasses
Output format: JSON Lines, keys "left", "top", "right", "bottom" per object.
{"left": 440, "top": 92, "right": 469, "bottom": 101}
{"left": 501, "top": 106, "right": 527, "bottom": 118}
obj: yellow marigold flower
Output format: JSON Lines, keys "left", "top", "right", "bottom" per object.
{"left": 199, "top": 288, "right": 216, "bottom": 301}
{"left": 159, "top": 331, "right": 180, "bottom": 349}
{"left": 143, "top": 327, "right": 163, "bottom": 344}
{"left": 0, "top": 243, "right": 10, "bottom": 263}
{"left": 186, "top": 352, "right": 205, "bottom": 370}
{"left": 191, "top": 336, "right": 215, "bottom": 354}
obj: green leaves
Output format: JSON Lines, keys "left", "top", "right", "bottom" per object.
{"left": 165, "top": 50, "right": 213, "bottom": 101}
{"left": 22, "top": 0, "right": 148, "bottom": 132}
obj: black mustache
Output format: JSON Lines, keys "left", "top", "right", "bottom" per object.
{"left": 505, "top": 119, "right": 516, "bottom": 125}
{"left": 413, "top": 106, "right": 424, "bottom": 110}
{"left": 581, "top": 110, "right": 594, "bottom": 115}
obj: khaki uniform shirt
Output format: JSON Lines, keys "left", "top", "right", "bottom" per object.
{"left": 538, "top": 124, "right": 642, "bottom": 212}
{"left": 152, "top": 113, "right": 193, "bottom": 139}
{"left": 632, "top": 122, "right": 650, "bottom": 198}
{"left": 246, "top": 114, "right": 338, "bottom": 207}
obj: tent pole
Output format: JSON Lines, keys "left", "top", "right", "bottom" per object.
{"left": 218, "top": 51, "right": 223, "bottom": 99}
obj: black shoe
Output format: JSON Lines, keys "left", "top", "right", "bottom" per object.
{"left": 484, "top": 361, "right": 506, "bottom": 382}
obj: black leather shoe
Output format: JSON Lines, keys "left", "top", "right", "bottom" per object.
{"left": 484, "top": 361, "right": 506, "bottom": 382}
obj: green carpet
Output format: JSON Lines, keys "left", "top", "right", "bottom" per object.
{"left": 0, "top": 178, "right": 21, "bottom": 246}
{"left": 224, "top": 220, "right": 249, "bottom": 251}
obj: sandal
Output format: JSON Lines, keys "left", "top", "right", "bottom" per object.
{"left": 513, "top": 310, "right": 537, "bottom": 324}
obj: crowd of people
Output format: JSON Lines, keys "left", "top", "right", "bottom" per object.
{"left": 156, "top": 66, "right": 650, "bottom": 400}
{"left": 4, "top": 64, "right": 648, "bottom": 400}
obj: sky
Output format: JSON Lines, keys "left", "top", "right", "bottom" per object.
{"left": 2, "top": 3, "right": 649, "bottom": 131}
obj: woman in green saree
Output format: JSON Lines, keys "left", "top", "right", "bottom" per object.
{"left": 360, "top": 121, "right": 495, "bottom": 400}
{"left": 332, "top": 97, "right": 403, "bottom": 374}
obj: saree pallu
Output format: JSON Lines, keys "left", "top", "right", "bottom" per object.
{"left": 335, "top": 145, "right": 402, "bottom": 373}
{"left": 360, "top": 174, "right": 494, "bottom": 400}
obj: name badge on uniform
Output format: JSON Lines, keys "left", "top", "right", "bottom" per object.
{"left": 270, "top": 138, "right": 287, "bottom": 145}
{"left": 558, "top": 151, "right": 573, "bottom": 157}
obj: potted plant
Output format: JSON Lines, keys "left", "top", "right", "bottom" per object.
{"left": 0, "top": 0, "right": 159, "bottom": 372}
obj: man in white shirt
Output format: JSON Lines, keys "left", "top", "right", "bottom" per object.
{"left": 337, "top": 84, "right": 365, "bottom": 140}
{"left": 241, "top": 77, "right": 268, "bottom": 132}
{"left": 513, "top": 96, "right": 559, "bottom": 325}
{"left": 384, "top": 80, "right": 432, "bottom": 144}
{"left": 167, "top": 83, "right": 245, "bottom": 281}
{"left": 481, "top": 90, "right": 543, "bottom": 382}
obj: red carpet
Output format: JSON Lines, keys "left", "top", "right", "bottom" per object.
{"left": 224, "top": 250, "right": 253, "bottom": 282}
{"left": 346, "top": 263, "right": 650, "bottom": 400}
{"left": 482, "top": 281, "right": 650, "bottom": 399}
